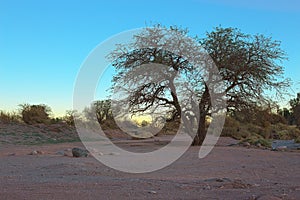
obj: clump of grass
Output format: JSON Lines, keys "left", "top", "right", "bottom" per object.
{"left": 241, "top": 137, "right": 271, "bottom": 148}
{"left": 295, "top": 136, "right": 300, "bottom": 143}
{"left": 0, "top": 110, "right": 20, "bottom": 123}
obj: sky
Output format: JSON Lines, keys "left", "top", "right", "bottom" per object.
{"left": 0, "top": 0, "right": 299, "bottom": 116}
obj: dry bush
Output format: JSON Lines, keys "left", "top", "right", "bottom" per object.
{"left": 0, "top": 110, "right": 20, "bottom": 123}
{"left": 233, "top": 107, "right": 287, "bottom": 128}
{"left": 241, "top": 136, "right": 271, "bottom": 147}
{"left": 100, "top": 118, "right": 120, "bottom": 130}
{"left": 221, "top": 116, "right": 248, "bottom": 139}
{"left": 158, "top": 119, "right": 180, "bottom": 135}
{"left": 270, "top": 123, "right": 300, "bottom": 140}
{"left": 62, "top": 110, "right": 78, "bottom": 126}
{"left": 19, "top": 104, "right": 52, "bottom": 125}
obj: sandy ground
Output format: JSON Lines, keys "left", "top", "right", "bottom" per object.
{"left": 0, "top": 136, "right": 299, "bottom": 200}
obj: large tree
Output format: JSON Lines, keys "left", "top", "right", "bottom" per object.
{"left": 109, "top": 25, "right": 290, "bottom": 145}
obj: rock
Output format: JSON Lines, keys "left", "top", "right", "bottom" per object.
{"left": 29, "top": 150, "right": 38, "bottom": 155}
{"left": 64, "top": 151, "right": 73, "bottom": 157}
{"left": 88, "top": 148, "right": 103, "bottom": 156}
{"left": 148, "top": 190, "right": 157, "bottom": 194}
{"left": 108, "top": 152, "right": 120, "bottom": 156}
{"left": 203, "top": 185, "right": 211, "bottom": 190}
{"left": 271, "top": 140, "right": 300, "bottom": 151}
{"left": 72, "top": 147, "right": 89, "bottom": 157}
{"left": 37, "top": 150, "right": 44, "bottom": 155}
{"left": 28, "top": 150, "right": 44, "bottom": 155}
{"left": 276, "top": 146, "right": 287, "bottom": 151}
{"left": 256, "top": 143, "right": 262, "bottom": 148}
{"left": 56, "top": 150, "right": 65, "bottom": 155}
{"left": 242, "top": 142, "right": 251, "bottom": 147}
{"left": 204, "top": 178, "right": 232, "bottom": 183}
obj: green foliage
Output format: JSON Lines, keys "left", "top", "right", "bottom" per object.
{"left": 221, "top": 115, "right": 300, "bottom": 144}
{"left": 295, "top": 137, "right": 300, "bottom": 143}
{"left": 241, "top": 137, "right": 271, "bottom": 148}
{"left": 19, "top": 103, "right": 52, "bottom": 125}
{"left": 270, "top": 123, "right": 300, "bottom": 140}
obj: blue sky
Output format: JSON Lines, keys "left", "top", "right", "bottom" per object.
{"left": 0, "top": 0, "right": 299, "bottom": 116}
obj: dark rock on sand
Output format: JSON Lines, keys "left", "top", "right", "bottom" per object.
{"left": 72, "top": 147, "right": 89, "bottom": 157}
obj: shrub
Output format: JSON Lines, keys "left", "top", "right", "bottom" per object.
{"left": 19, "top": 104, "right": 52, "bottom": 124}
{"left": 295, "top": 136, "right": 300, "bottom": 143}
{"left": 0, "top": 110, "right": 20, "bottom": 123}
{"left": 62, "top": 110, "right": 78, "bottom": 126}
{"left": 221, "top": 116, "right": 244, "bottom": 139}
{"left": 270, "top": 123, "right": 300, "bottom": 140}
{"left": 241, "top": 136, "right": 271, "bottom": 147}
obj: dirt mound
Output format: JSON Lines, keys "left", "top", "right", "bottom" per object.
{"left": 0, "top": 121, "right": 79, "bottom": 145}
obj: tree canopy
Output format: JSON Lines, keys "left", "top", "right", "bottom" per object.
{"left": 109, "top": 25, "right": 290, "bottom": 145}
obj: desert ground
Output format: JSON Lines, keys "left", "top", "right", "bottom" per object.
{"left": 0, "top": 122, "right": 300, "bottom": 200}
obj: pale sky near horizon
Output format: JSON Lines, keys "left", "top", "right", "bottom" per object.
{"left": 0, "top": 0, "right": 299, "bottom": 116}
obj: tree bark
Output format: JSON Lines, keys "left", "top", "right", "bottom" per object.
{"left": 192, "top": 107, "right": 207, "bottom": 146}
{"left": 192, "top": 86, "right": 210, "bottom": 146}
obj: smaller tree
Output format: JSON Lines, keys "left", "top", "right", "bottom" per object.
{"left": 62, "top": 110, "right": 79, "bottom": 126}
{"left": 278, "top": 107, "right": 293, "bottom": 125}
{"left": 84, "top": 100, "right": 113, "bottom": 124}
{"left": 19, "top": 104, "right": 52, "bottom": 124}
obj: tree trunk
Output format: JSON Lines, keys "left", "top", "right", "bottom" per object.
{"left": 192, "top": 86, "right": 210, "bottom": 146}
{"left": 192, "top": 110, "right": 207, "bottom": 146}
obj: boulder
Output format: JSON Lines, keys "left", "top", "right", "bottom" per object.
{"left": 72, "top": 147, "right": 89, "bottom": 157}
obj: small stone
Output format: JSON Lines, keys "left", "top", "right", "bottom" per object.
{"left": 148, "top": 190, "right": 157, "bottom": 194}
{"left": 64, "top": 151, "right": 72, "bottom": 157}
{"left": 56, "top": 151, "right": 65, "bottom": 155}
{"left": 108, "top": 152, "right": 120, "bottom": 156}
{"left": 256, "top": 143, "right": 262, "bottom": 148}
{"left": 29, "top": 150, "right": 38, "bottom": 155}
{"left": 243, "top": 142, "right": 251, "bottom": 147}
{"left": 88, "top": 148, "right": 103, "bottom": 156}
{"left": 37, "top": 150, "right": 44, "bottom": 155}
{"left": 276, "top": 146, "right": 287, "bottom": 151}
{"left": 203, "top": 185, "right": 211, "bottom": 190}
